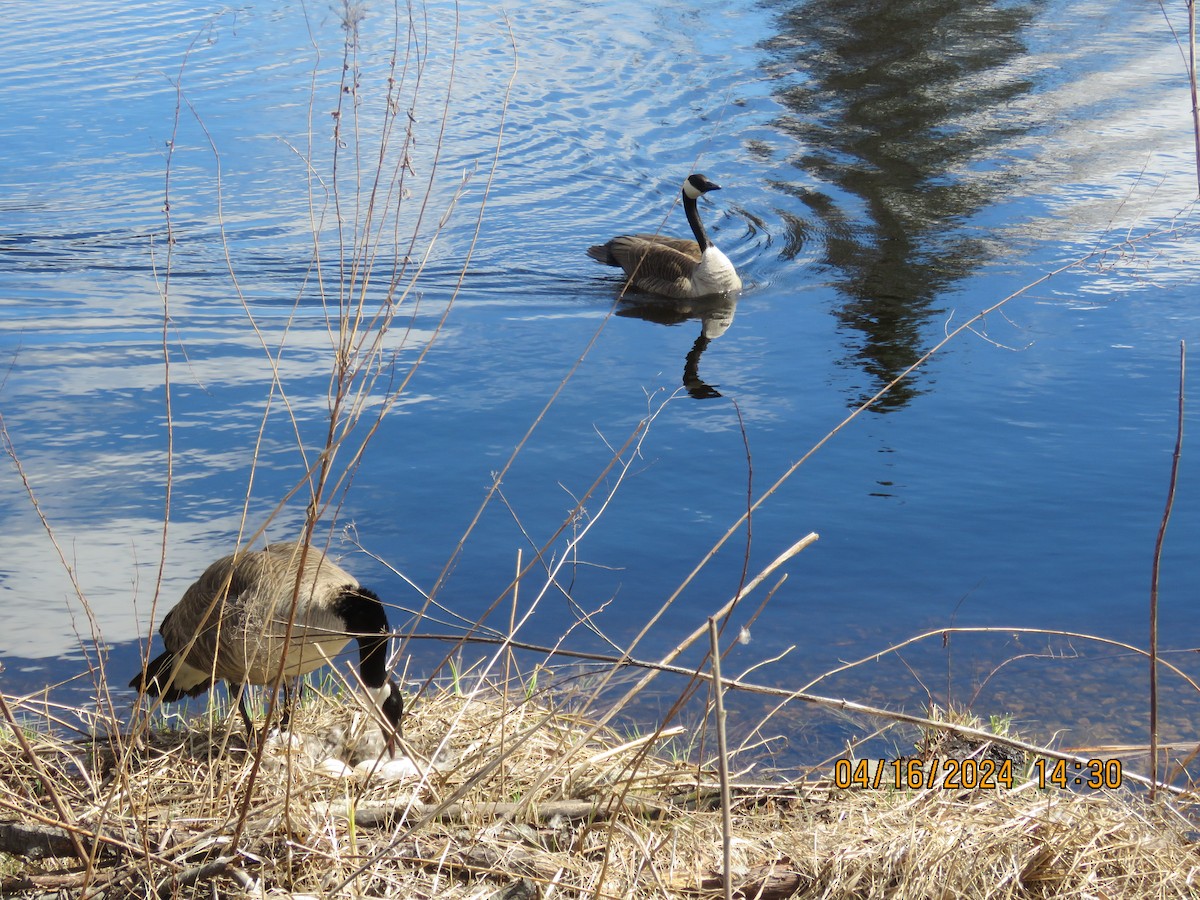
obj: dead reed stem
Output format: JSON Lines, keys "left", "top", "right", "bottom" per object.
{"left": 708, "top": 618, "right": 734, "bottom": 900}
{"left": 1191, "top": 0, "right": 1200, "bottom": 195}
{"left": 1150, "top": 340, "right": 1187, "bottom": 796}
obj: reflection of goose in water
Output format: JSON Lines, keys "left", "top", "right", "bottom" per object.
{"left": 617, "top": 292, "right": 738, "bottom": 399}
{"left": 587, "top": 174, "right": 742, "bottom": 299}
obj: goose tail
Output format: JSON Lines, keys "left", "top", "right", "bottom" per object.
{"left": 587, "top": 243, "right": 618, "bottom": 266}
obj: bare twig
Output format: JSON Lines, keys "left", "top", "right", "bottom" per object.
{"left": 709, "top": 618, "right": 734, "bottom": 900}
{"left": 1156, "top": 0, "right": 1200, "bottom": 193}
{"left": 1191, "top": 0, "right": 1200, "bottom": 195}
{"left": 1149, "top": 340, "right": 1186, "bottom": 796}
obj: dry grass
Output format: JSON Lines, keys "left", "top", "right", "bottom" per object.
{"left": 2, "top": 682, "right": 1199, "bottom": 899}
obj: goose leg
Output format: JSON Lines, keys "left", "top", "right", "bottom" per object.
{"left": 234, "top": 683, "right": 256, "bottom": 746}
{"left": 278, "top": 680, "right": 300, "bottom": 732}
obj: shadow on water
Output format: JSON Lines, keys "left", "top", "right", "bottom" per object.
{"left": 760, "top": 0, "right": 1040, "bottom": 411}
{"left": 616, "top": 291, "right": 739, "bottom": 399}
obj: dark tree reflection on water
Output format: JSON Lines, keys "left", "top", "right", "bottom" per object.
{"left": 761, "top": 0, "right": 1041, "bottom": 411}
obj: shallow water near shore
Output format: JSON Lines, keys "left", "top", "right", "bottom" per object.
{"left": 1, "top": 0, "right": 1199, "bottom": 765}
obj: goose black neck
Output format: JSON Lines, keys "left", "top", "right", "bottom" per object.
{"left": 335, "top": 587, "right": 390, "bottom": 689}
{"left": 683, "top": 191, "right": 711, "bottom": 253}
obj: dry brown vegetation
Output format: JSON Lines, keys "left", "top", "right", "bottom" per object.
{"left": 2, "top": 681, "right": 1200, "bottom": 899}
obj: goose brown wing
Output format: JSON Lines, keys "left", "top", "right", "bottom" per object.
{"left": 159, "top": 552, "right": 255, "bottom": 648}
{"left": 157, "top": 549, "right": 266, "bottom": 678}
{"left": 589, "top": 235, "right": 701, "bottom": 268}
{"left": 610, "top": 234, "right": 700, "bottom": 265}
{"left": 626, "top": 234, "right": 701, "bottom": 258}
{"left": 158, "top": 542, "right": 359, "bottom": 682}
{"left": 251, "top": 543, "right": 361, "bottom": 680}
{"left": 598, "top": 236, "right": 700, "bottom": 298}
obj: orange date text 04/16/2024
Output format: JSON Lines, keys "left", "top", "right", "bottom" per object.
{"left": 832, "top": 757, "right": 1124, "bottom": 791}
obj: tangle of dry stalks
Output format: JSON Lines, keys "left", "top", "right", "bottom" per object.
{"left": 2, "top": 683, "right": 1200, "bottom": 899}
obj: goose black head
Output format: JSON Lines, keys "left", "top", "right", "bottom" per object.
{"left": 338, "top": 586, "right": 403, "bottom": 754}
{"left": 683, "top": 173, "right": 722, "bottom": 199}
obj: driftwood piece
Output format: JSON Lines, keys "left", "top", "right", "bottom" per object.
{"left": 0, "top": 870, "right": 90, "bottom": 895}
{"left": 0, "top": 819, "right": 110, "bottom": 860}
{"left": 0, "top": 856, "right": 248, "bottom": 900}
{"left": 315, "top": 796, "right": 662, "bottom": 826}
{"left": 0, "top": 865, "right": 125, "bottom": 896}
{"left": 696, "top": 858, "right": 809, "bottom": 900}
{"left": 154, "top": 855, "right": 244, "bottom": 899}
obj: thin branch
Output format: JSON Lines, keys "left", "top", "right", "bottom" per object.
{"left": 1149, "top": 340, "right": 1186, "bottom": 796}
{"left": 708, "top": 619, "right": 734, "bottom": 900}
{"left": 1192, "top": 0, "right": 1200, "bottom": 195}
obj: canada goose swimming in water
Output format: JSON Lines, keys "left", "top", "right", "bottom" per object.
{"left": 129, "top": 542, "right": 402, "bottom": 751}
{"left": 587, "top": 173, "right": 742, "bottom": 299}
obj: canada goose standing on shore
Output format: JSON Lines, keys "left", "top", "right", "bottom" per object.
{"left": 129, "top": 542, "right": 403, "bottom": 751}
{"left": 587, "top": 173, "right": 742, "bottom": 299}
